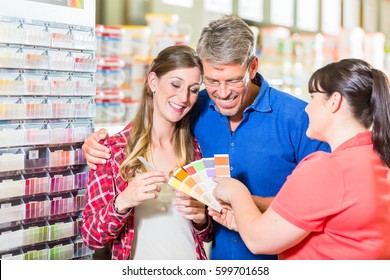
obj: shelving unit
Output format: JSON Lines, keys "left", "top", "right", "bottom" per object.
{"left": 0, "top": 0, "right": 96, "bottom": 260}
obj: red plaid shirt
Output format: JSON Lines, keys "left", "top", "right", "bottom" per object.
{"left": 81, "top": 122, "right": 213, "bottom": 260}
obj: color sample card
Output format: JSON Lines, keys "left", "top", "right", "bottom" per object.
{"left": 167, "top": 154, "right": 231, "bottom": 212}
{"left": 214, "top": 154, "right": 230, "bottom": 177}
{"left": 137, "top": 156, "right": 155, "bottom": 171}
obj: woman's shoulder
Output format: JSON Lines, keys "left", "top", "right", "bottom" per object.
{"left": 191, "top": 136, "right": 202, "bottom": 160}
{"left": 100, "top": 122, "right": 132, "bottom": 148}
{"left": 299, "top": 151, "right": 335, "bottom": 167}
{"left": 296, "top": 151, "right": 343, "bottom": 179}
{"left": 303, "top": 150, "right": 331, "bottom": 161}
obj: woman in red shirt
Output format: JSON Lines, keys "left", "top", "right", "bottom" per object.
{"left": 211, "top": 58, "right": 390, "bottom": 259}
{"left": 81, "top": 45, "right": 212, "bottom": 260}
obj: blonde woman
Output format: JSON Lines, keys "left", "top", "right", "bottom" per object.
{"left": 81, "top": 45, "right": 212, "bottom": 260}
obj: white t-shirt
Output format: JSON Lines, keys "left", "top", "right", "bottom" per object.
{"left": 130, "top": 184, "right": 197, "bottom": 260}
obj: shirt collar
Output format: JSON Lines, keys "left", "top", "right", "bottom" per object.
{"left": 207, "top": 72, "right": 272, "bottom": 113}
{"left": 250, "top": 73, "right": 272, "bottom": 113}
{"left": 334, "top": 131, "right": 373, "bottom": 152}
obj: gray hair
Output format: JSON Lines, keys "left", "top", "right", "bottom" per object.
{"left": 196, "top": 15, "right": 255, "bottom": 66}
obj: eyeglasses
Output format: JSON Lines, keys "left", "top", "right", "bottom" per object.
{"left": 203, "top": 64, "right": 251, "bottom": 90}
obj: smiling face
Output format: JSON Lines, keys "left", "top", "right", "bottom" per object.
{"left": 202, "top": 60, "right": 255, "bottom": 119}
{"left": 149, "top": 67, "right": 201, "bottom": 124}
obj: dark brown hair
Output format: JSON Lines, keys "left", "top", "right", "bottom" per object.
{"left": 308, "top": 58, "right": 390, "bottom": 167}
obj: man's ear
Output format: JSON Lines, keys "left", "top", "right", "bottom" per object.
{"left": 249, "top": 56, "right": 258, "bottom": 79}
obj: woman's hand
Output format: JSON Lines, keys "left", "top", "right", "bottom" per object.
{"left": 115, "top": 171, "right": 167, "bottom": 213}
{"left": 174, "top": 191, "right": 208, "bottom": 230}
{"left": 209, "top": 177, "right": 249, "bottom": 231}
{"left": 213, "top": 177, "right": 244, "bottom": 204}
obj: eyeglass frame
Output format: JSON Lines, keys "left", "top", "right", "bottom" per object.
{"left": 202, "top": 60, "right": 253, "bottom": 90}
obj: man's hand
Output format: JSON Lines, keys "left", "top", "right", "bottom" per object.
{"left": 82, "top": 128, "right": 110, "bottom": 170}
{"left": 208, "top": 206, "right": 238, "bottom": 231}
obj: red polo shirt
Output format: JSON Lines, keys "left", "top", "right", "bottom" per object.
{"left": 271, "top": 132, "right": 390, "bottom": 259}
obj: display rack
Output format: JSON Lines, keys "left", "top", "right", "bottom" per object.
{"left": 95, "top": 26, "right": 126, "bottom": 126}
{"left": 0, "top": 14, "right": 95, "bottom": 260}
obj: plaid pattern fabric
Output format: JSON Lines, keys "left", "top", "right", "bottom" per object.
{"left": 81, "top": 122, "right": 212, "bottom": 260}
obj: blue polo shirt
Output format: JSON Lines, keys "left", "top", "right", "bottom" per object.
{"left": 191, "top": 73, "right": 330, "bottom": 260}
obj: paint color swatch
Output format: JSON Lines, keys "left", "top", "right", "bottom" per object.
{"left": 214, "top": 154, "right": 231, "bottom": 177}
{"left": 167, "top": 154, "right": 231, "bottom": 212}
{"left": 137, "top": 156, "right": 155, "bottom": 171}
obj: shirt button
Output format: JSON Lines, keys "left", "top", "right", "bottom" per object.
{"left": 231, "top": 142, "right": 235, "bottom": 146}
{"left": 233, "top": 240, "right": 237, "bottom": 243}
{"left": 230, "top": 167, "right": 233, "bottom": 171}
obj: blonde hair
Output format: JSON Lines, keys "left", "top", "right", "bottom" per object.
{"left": 119, "top": 45, "right": 203, "bottom": 180}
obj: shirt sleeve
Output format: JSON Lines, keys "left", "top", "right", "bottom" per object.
{"left": 81, "top": 154, "right": 132, "bottom": 249}
{"left": 193, "top": 216, "right": 213, "bottom": 243}
{"left": 271, "top": 152, "right": 345, "bottom": 232}
{"left": 193, "top": 136, "right": 203, "bottom": 160}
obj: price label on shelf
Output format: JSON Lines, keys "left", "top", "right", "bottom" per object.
{"left": 29, "top": 150, "right": 39, "bottom": 160}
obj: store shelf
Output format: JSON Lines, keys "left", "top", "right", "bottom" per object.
{"left": 0, "top": 13, "right": 95, "bottom": 260}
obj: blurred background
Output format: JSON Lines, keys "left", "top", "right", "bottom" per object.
{"left": 93, "top": 0, "right": 390, "bottom": 128}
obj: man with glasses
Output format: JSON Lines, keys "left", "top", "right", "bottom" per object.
{"left": 191, "top": 16, "right": 329, "bottom": 260}
{"left": 82, "top": 16, "right": 329, "bottom": 260}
